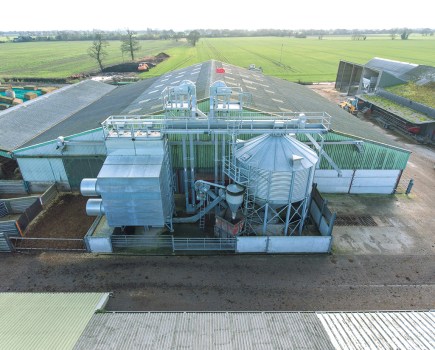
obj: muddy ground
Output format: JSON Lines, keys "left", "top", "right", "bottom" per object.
{"left": 24, "top": 193, "right": 93, "bottom": 239}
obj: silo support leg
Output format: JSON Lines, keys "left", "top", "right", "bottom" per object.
{"left": 262, "top": 203, "right": 269, "bottom": 235}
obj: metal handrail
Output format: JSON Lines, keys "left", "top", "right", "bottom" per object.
{"left": 101, "top": 113, "right": 331, "bottom": 138}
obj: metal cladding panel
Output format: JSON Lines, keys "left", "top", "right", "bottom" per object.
{"left": 104, "top": 201, "right": 164, "bottom": 212}
{"left": 350, "top": 169, "right": 400, "bottom": 194}
{"left": 95, "top": 148, "right": 170, "bottom": 226}
{"left": 353, "top": 169, "right": 401, "bottom": 178}
{"left": 98, "top": 163, "right": 162, "bottom": 179}
{"left": 100, "top": 192, "right": 162, "bottom": 202}
{"left": 17, "top": 158, "right": 67, "bottom": 183}
{"left": 314, "top": 170, "right": 353, "bottom": 193}
{"left": 106, "top": 209, "right": 164, "bottom": 226}
{"left": 134, "top": 140, "right": 165, "bottom": 156}
{"left": 105, "top": 138, "right": 135, "bottom": 156}
{"left": 102, "top": 155, "right": 163, "bottom": 165}
{"left": 105, "top": 138, "right": 165, "bottom": 156}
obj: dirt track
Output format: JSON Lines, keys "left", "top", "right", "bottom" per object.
{"left": 0, "top": 252, "right": 433, "bottom": 311}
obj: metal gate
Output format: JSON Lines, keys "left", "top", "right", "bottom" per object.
{"left": 111, "top": 235, "right": 173, "bottom": 251}
{"left": 173, "top": 238, "right": 236, "bottom": 251}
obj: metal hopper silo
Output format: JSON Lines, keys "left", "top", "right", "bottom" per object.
{"left": 228, "top": 134, "right": 318, "bottom": 236}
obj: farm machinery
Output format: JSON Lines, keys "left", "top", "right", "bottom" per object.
{"left": 338, "top": 97, "right": 361, "bottom": 115}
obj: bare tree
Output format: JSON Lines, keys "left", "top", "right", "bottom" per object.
{"left": 88, "top": 32, "right": 109, "bottom": 72}
{"left": 121, "top": 29, "right": 141, "bottom": 61}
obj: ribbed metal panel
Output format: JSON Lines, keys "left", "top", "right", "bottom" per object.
{"left": 297, "top": 132, "right": 410, "bottom": 170}
{"left": 0, "top": 180, "right": 27, "bottom": 194}
{"left": 168, "top": 131, "right": 409, "bottom": 184}
{"left": 0, "top": 293, "right": 108, "bottom": 350}
{"left": 14, "top": 128, "right": 106, "bottom": 157}
{"left": 317, "top": 311, "right": 435, "bottom": 350}
{"left": 74, "top": 312, "right": 335, "bottom": 350}
{"left": 0, "top": 221, "right": 19, "bottom": 235}
{"left": 0, "top": 233, "right": 12, "bottom": 252}
{"left": 17, "top": 158, "right": 67, "bottom": 182}
{"left": 7, "top": 197, "right": 38, "bottom": 213}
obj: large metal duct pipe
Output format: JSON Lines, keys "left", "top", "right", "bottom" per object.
{"left": 80, "top": 178, "right": 99, "bottom": 196}
{"left": 182, "top": 135, "right": 190, "bottom": 210}
{"left": 86, "top": 199, "right": 105, "bottom": 216}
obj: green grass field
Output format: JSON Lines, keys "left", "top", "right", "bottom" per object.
{"left": 0, "top": 40, "right": 183, "bottom": 79}
{"left": 1, "top": 35, "right": 434, "bottom": 82}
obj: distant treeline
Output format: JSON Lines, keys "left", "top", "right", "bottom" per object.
{"left": 1, "top": 27, "right": 433, "bottom": 42}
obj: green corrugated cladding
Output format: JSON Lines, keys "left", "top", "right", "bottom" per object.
{"left": 197, "top": 100, "right": 210, "bottom": 113}
{"left": 296, "top": 132, "right": 410, "bottom": 170}
{"left": 169, "top": 132, "right": 410, "bottom": 170}
{"left": 0, "top": 150, "right": 12, "bottom": 159}
{"left": 0, "top": 293, "right": 108, "bottom": 350}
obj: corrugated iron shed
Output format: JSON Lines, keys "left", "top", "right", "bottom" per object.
{"left": 73, "top": 311, "right": 434, "bottom": 350}
{"left": 0, "top": 293, "right": 109, "bottom": 350}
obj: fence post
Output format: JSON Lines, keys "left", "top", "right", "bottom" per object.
{"left": 171, "top": 235, "right": 175, "bottom": 253}
{"left": 406, "top": 178, "right": 414, "bottom": 194}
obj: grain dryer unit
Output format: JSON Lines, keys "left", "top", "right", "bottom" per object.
{"left": 81, "top": 136, "right": 174, "bottom": 231}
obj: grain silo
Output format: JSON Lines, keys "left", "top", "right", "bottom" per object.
{"left": 228, "top": 134, "right": 318, "bottom": 235}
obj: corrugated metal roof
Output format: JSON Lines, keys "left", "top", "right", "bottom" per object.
{"left": 365, "top": 57, "right": 418, "bottom": 78}
{"left": 21, "top": 78, "right": 158, "bottom": 148}
{"left": 74, "top": 311, "right": 434, "bottom": 350}
{"left": 8, "top": 60, "right": 406, "bottom": 154}
{"left": 122, "top": 62, "right": 208, "bottom": 115}
{"left": 0, "top": 293, "right": 109, "bottom": 350}
{"left": 74, "top": 312, "right": 335, "bottom": 350}
{"left": 0, "top": 80, "right": 115, "bottom": 152}
{"left": 318, "top": 311, "right": 435, "bottom": 350}
{"left": 235, "top": 134, "right": 318, "bottom": 171}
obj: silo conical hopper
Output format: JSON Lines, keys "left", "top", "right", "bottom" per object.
{"left": 225, "top": 184, "right": 244, "bottom": 219}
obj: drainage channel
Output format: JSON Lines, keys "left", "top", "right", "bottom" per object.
{"left": 334, "top": 215, "right": 378, "bottom": 226}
